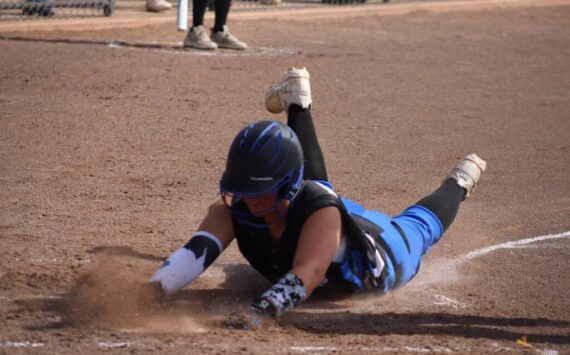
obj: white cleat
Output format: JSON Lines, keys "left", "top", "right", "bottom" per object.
{"left": 146, "top": 0, "right": 172, "bottom": 12}
{"left": 265, "top": 67, "right": 312, "bottom": 114}
{"left": 184, "top": 25, "right": 218, "bottom": 50}
{"left": 447, "top": 153, "right": 487, "bottom": 200}
{"left": 210, "top": 26, "right": 248, "bottom": 50}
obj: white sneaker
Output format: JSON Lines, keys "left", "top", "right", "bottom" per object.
{"left": 265, "top": 67, "right": 312, "bottom": 114}
{"left": 184, "top": 26, "right": 218, "bottom": 50}
{"left": 447, "top": 153, "right": 487, "bottom": 200}
{"left": 146, "top": 0, "right": 171, "bottom": 12}
{"left": 210, "top": 26, "right": 248, "bottom": 50}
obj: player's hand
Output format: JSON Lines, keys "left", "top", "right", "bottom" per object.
{"left": 224, "top": 307, "right": 266, "bottom": 330}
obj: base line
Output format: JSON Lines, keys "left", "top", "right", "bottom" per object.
{"left": 458, "top": 231, "right": 570, "bottom": 262}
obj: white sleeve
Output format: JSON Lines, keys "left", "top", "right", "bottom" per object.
{"left": 150, "top": 231, "right": 222, "bottom": 296}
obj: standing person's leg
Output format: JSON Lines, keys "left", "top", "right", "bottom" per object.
{"left": 183, "top": 0, "right": 218, "bottom": 50}
{"left": 193, "top": 0, "right": 208, "bottom": 28}
{"left": 213, "top": 0, "right": 231, "bottom": 32}
{"left": 265, "top": 67, "right": 328, "bottom": 182}
{"left": 210, "top": 0, "right": 248, "bottom": 50}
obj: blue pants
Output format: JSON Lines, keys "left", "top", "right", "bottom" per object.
{"left": 391, "top": 205, "right": 444, "bottom": 287}
{"left": 341, "top": 198, "right": 444, "bottom": 292}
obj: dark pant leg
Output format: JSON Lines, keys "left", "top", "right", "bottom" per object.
{"left": 287, "top": 104, "right": 328, "bottom": 182}
{"left": 416, "top": 179, "right": 465, "bottom": 231}
{"left": 192, "top": 0, "right": 208, "bottom": 28}
{"left": 213, "top": 0, "right": 232, "bottom": 32}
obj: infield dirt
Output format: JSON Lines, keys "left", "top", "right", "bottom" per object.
{"left": 1, "top": 0, "right": 569, "bottom": 353}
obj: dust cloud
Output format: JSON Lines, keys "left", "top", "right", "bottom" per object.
{"left": 406, "top": 258, "right": 466, "bottom": 290}
{"left": 63, "top": 253, "right": 208, "bottom": 333}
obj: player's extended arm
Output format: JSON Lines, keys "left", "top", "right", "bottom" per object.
{"left": 150, "top": 200, "right": 235, "bottom": 296}
{"left": 250, "top": 206, "right": 342, "bottom": 317}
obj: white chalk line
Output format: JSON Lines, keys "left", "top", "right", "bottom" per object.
{"left": 0, "top": 340, "right": 559, "bottom": 354}
{"left": 290, "top": 346, "right": 336, "bottom": 353}
{"left": 108, "top": 43, "right": 297, "bottom": 57}
{"left": 535, "top": 350, "right": 560, "bottom": 355}
{"left": 0, "top": 341, "right": 44, "bottom": 348}
{"left": 98, "top": 341, "right": 136, "bottom": 348}
{"left": 489, "top": 344, "right": 559, "bottom": 355}
{"left": 289, "top": 345, "right": 468, "bottom": 353}
{"left": 0, "top": 340, "right": 135, "bottom": 349}
{"left": 288, "top": 343, "right": 561, "bottom": 354}
{"left": 432, "top": 294, "right": 465, "bottom": 309}
{"left": 0, "top": 294, "right": 63, "bottom": 302}
{"left": 457, "top": 231, "right": 570, "bottom": 263}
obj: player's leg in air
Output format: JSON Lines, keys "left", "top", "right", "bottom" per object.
{"left": 265, "top": 67, "right": 328, "bottom": 183}
{"left": 389, "top": 154, "right": 487, "bottom": 288}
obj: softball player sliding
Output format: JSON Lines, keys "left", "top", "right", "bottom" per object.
{"left": 150, "top": 68, "right": 487, "bottom": 328}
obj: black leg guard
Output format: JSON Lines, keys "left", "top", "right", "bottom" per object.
{"left": 287, "top": 104, "right": 329, "bottom": 182}
{"left": 416, "top": 179, "right": 465, "bottom": 231}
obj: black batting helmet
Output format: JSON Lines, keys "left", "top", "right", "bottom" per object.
{"left": 220, "top": 120, "right": 304, "bottom": 218}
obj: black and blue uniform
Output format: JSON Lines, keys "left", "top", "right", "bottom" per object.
{"left": 231, "top": 180, "right": 341, "bottom": 284}
{"left": 337, "top": 195, "right": 443, "bottom": 292}
{"left": 231, "top": 103, "right": 465, "bottom": 294}
{"left": 232, "top": 179, "right": 446, "bottom": 294}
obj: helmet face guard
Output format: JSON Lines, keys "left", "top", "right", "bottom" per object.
{"left": 219, "top": 120, "right": 305, "bottom": 228}
{"left": 220, "top": 164, "right": 304, "bottom": 227}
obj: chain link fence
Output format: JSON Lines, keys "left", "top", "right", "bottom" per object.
{"left": 0, "top": 0, "right": 391, "bottom": 20}
{"left": 0, "top": 0, "right": 114, "bottom": 18}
